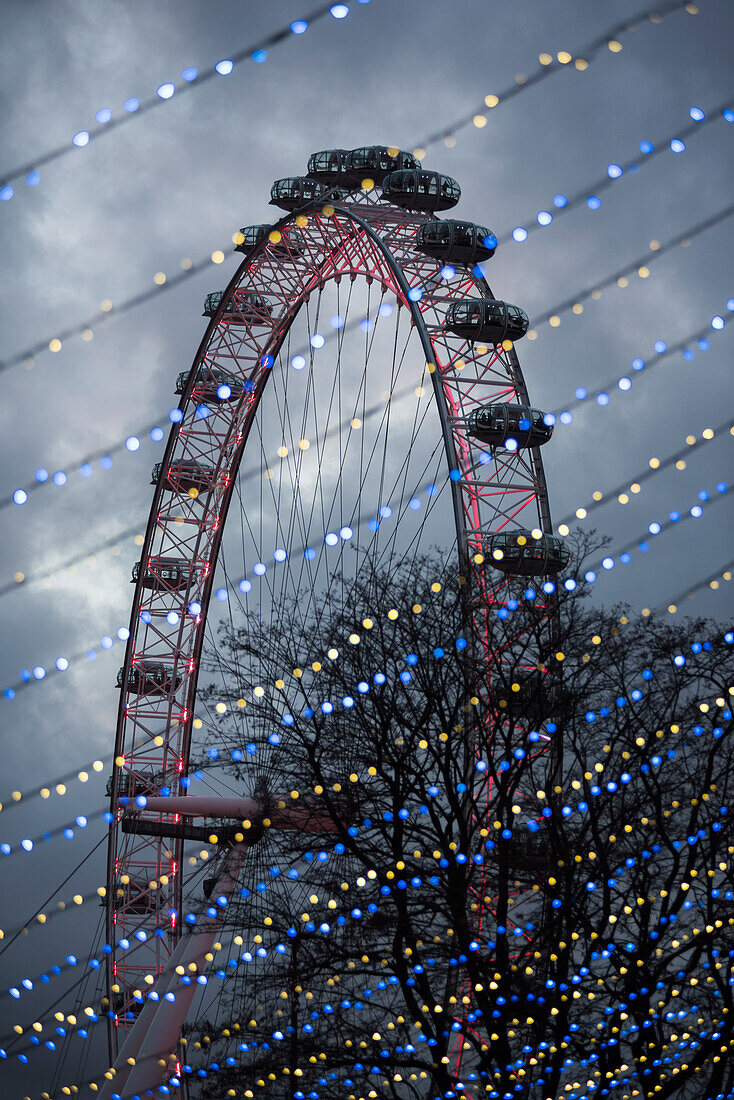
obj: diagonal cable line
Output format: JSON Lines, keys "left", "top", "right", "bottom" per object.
{"left": 660, "top": 558, "right": 734, "bottom": 612}
{"left": 555, "top": 416, "right": 734, "bottom": 530}
{"left": 0, "top": 3, "right": 364, "bottom": 194}
{"left": 549, "top": 306, "right": 732, "bottom": 419}
{"left": 587, "top": 484, "right": 731, "bottom": 577}
{"left": 415, "top": 0, "right": 699, "bottom": 152}
{"left": 532, "top": 200, "right": 734, "bottom": 333}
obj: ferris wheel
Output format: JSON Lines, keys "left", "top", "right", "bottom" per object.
{"left": 102, "top": 145, "right": 569, "bottom": 1098}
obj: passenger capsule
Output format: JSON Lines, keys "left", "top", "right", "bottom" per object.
{"left": 306, "top": 149, "right": 354, "bottom": 185}
{"left": 203, "top": 289, "right": 271, "bottom": 323}
{"left": 270, "top": 176, "right": 333, "bottom": 211}
{"left": 346, "top": 145, "right": 419, "bottom": 184}
{"left": 118, "top": 661, "right": 182, "bottom": 695}
{"left": 468, "top": 403, "right": 553, "bottom": 448}
{"left": 415, "top": 220, "right": 497, "bottom": 265}
{"left": 132, "top": 557, "right": 196, "bottom": 591}
{"left": 151, "top": 460, "right": 217, "bottom": 494}
{"left": 235, "top": 223, "right": 304, "bottom": 257}
{"left": 485, "top": 529, "right": 571, "bottom": 576}
{"left": 175, "top": 364, "right": 250, "bottom": 403}
{"left": 381, "top": 169, "right": 461, "bottom": 212}
{"left": 445, "top": 299, "right": 528, "bottom": 343}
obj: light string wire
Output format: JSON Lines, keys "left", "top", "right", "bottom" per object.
{"left": 494, "top": 100, "right": 734, "bottom": 251}
{"left": 661, "top": 558, "right": 734, "bottom": 613}
{"left": 548, "top": 304, "right": 732, "bottom": 421}
{"left": 0, "top": 2, "right": 369, "bottom": 196}
{"left": 412, "top": 0, "right": 700, "bottom": 154}
{"left": 555, "top": 418, "right": 734, "bottom": 530}
{"left": 1, "top": 93, "right": 730, "bottom": 379}
{"left": 3, "top": 333, "right": 732, "bottom": 607}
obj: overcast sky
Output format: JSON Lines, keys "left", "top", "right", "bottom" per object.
{"left": 0, "top": 0, "right": 732, "bottom": 1093}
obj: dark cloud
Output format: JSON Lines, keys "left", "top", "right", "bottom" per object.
{"left": 1, "top": 0, "right": 733, "bottom": 1092}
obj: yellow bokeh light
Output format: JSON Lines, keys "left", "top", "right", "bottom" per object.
{"left": 211, "top": 250, "right": 225, "bottom": 264}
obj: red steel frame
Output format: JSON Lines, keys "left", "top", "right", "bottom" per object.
{"left": 106, "top": 186, "right": 558, "bottom": 1085}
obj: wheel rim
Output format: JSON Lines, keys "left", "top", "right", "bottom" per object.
{"left": 106, "top": 184, "right": 559, "bottom": 1081}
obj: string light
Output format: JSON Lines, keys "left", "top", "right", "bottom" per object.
{"left": 0, "top": 2, "right": 369, "bottom": 196}
{"left": 415, "top": 0, "right": 700, "bottom": 153}
{"left": 546, "top": 296, "right": 733, "bottom": 422}
{"left": 661, "top": 558, "right": 734, "bottom": 614}
{"left": 556, "top": 420, "right": 734, "bottom": 528}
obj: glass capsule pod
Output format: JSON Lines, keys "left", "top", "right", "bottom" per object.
{"left": 445, "top": 298, "right": 529, "bottom": 343}
{"left": 131, "top": 557, "right": 195, "bottom": 591}
{"left": 415, "top": 219, "right": 497, "bottom": 265}
{"left": 202, "top": 289, "right": 271, "bottom": 323}
{"left": 468, "top": 403, "right": 553, "bottom": 448}
{"left": 235, "top": 223, "right": 305, "bottom": 257}
{"left": 484, "top": 529, "right": 571, "bottom": 576}
{"left": 380, "top": 169, "right": 461, "bottom": 212}
{"left": 118, "top": 661, "right": 182, "bottom": 695}
{"left": 151, "top": 460, "right": 217, "bottom": 494}
{"left": 306, "top": 149, "right": 354, "bottom": 185}
{"left": 269, "top": 176, "right": 332, "bottom": 211}
{"left": 175, "top": 363, "right": 252, "bottom": 403}
{"left": 345, "top": 145, "right": 419, "bottom": 184}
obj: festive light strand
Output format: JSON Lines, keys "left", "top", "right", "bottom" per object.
{"left": 581, "top": 482, "right": 731, "bottom": 594}
{"left": 529, "top": 203, "right": 734, "bottom": 338}
{"left": 0, "top": 807, "right": 108, "bottom": 860}
{"left": 662, "top": 558, "right": 734, "bottom": 615}
{"left": 555, "top": 419, "right": 734, "bottom": 529}
{"left": 547, "top": 298, "right": 733, "bottom": 421}
{"left": 413, "top": 0, "right": 700, "bottom": 154}
{"left": 0, "top": 759, "right": 107, "bottom": 816}
{"left": 0, "top": 2, "right": 370, "bottom": 197}
{"left": 0, "top": 523, "right": 144, "bottom": 600}
{"left": 1, "top": 98, "right": 728, "bottom": 379}
{"left": 1, "top": 645, "right": 729, "bottom": 1016}
{"left": 498, "top": 103, "right": 734, "bottom": 253}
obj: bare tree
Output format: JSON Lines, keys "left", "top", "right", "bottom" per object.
{"left": 184, "top": 541, "right": 734, "bottom": 1100}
